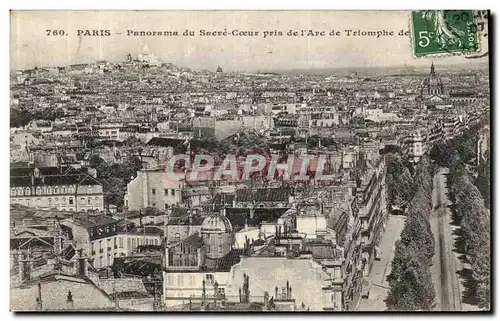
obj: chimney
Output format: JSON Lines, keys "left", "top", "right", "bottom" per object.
{"left": 66, "top": 291, "right": 74, "bottom": 310}
{"left": 36, "top": 282, "right": 43, "bottom": 311}
{"left": 263, "top": 291, "right": 269, "bottom": 310}
{"left": 18, "top": 252, "right": 28, "bottom": 284}
{"left": 77, "top": 249, "right": 86, "bottom": 277}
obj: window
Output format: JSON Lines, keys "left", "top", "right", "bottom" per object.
{"left": 171, "top": 189, "right": 176, "bottom": 197}
{"left": 114, "top": 237, "right": 117, "bottom": 248}
{"left": 48, "top": 198, "right": 52, "bottom": 205}
{"left": 119, "top": 238, "right": 124, "bottom": 248}
{"left": 88, "top": 198, "right": 91, "bottom": 205}
{"left": 164, "top": 189, "right": 168, "bottom": 196}
{"left": 54, "top": 187, "right": 58, "bottom": 194}
{"left": 25, "top": 188, "right": 31, "bottom": 196}
{"left": 206, "top": 274, "right": 214, "bottom": 285}
{"left": 175, "top": 233, "right": 180, "bottom": 241}
{"left": 218, "top": 245, "right": 223, "bottom": 253}
{"left": 61, "top": 186, "right": 66, "bottom": 194}
{"left": 127, "top": 238, "right": 131, "bottom": 249}
{"left": 152, "top": 188, "right": 156, "bottom": 195}
{"left": 69, "top": 197, "right": 74, "bottom": 205}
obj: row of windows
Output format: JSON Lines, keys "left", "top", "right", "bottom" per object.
{"left": 165, "top": 274, "right": 216, "bottom": 287}
{"left": 235, "top": 203, "right": 284, "bottom": 208}
{"left": 91, "top": 236, "right": 159, "bottom": 252}
{"left": 10, "top": 185, "right": 96, "bottom": 197}
{"left": 151, "top": 188, "right": 177, "bottom": 197}
{"left": 17, "top": 196, "right": 101, "bottom": 206}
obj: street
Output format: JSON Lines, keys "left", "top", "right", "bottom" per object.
{"left": 358, "top": 214, "right": 406, "bottom": 311}
{"left": 430, "top": 167, "right": 462, "bottom": 311}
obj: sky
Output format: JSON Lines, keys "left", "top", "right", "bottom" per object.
{"left": 10, "top": 10, "right": 489, "bottom": 71}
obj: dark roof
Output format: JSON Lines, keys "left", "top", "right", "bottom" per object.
{"left": 62, "top": 244, "right": 76, "bottom": 261}
{"left": 74, "top": 216, "right": 118, "bottom": 229}
{"left": 167, "top": 214, "right": 204, "bottom": 226}
{"left": 305, "top": 241, "right": 343, "bottom": 260}
{"left": 235, "top": 188, "right": 292, "bottom": 203}
{"left": 181, "top": 233, "right": 203, "bottom": 249}
{"left": 10, "top": 166, "right": 101, "bottom": 187}
{"left": 110, "top": 291, "right": 152, "bottom": 300}
{"left": 126, "top": 208, "right": 166, "bottom": 219}
{"left": 212, "top": 193, "right": 235, "bottom": 206}
{"left": 226, "top": 207, "right": 290, "bottom": 226}
{"left": 212, "top": 249, "right": 243, "bottom": 272}
{"left": 146, "top": 137, "right": 185, "bottom": 148}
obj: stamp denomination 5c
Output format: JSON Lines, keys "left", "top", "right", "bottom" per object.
{"left": 411, "top": 10, "right": 479, "bottom": 57}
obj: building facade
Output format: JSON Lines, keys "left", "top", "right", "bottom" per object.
{"left": 125, "top": 169, "right": 184, "bottom": 211}
{"left": 10, "top": 166, "right": 104, "bottom": 211}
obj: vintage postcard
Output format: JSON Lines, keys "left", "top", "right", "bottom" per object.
{"left": 9, "top": 10, "right": 491, "bottom": 312}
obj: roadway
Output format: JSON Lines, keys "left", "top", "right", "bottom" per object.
{"left": 430, "top": 167, "right": 462, "bottom": 311}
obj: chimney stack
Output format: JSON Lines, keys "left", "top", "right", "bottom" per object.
{"left": 77, "top": 249, "right": 86, "bottom": 277}
{"left": 36, "top": 282, "right": 43, "bottom": 311}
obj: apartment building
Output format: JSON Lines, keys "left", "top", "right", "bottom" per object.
{"left": 10, "top": 166, "right": 104, "bottom": 211}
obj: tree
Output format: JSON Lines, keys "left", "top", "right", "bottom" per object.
{"left": 399, "top": 213, "right": 434, "bottom": 265}
{"left": 385, "top": 154, "right": 413, "bottom": 210}
{"left": 386, "top": 242, "right": 436, "bottom": 311}
{"left": 123, "top": 136, "right": 142, "bottom": 147}
{"left": 94, "top": 154, "right": 143, "bottom": 208}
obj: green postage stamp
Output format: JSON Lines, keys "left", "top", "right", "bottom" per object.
{"left": 411, "top": 10, "right": 479, "bottom": 57}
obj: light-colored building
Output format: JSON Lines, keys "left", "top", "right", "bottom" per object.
{"left": 10, "top": 166, "right": 104, "bottom": 211}
{"left": 61, "top": 216, "right": 162, "bottom": 269}
{"left": 163, "top": 211, "right": 240, "bottom": 308}
{"left": 225, "top": 255, "right": 341, "bottom": 311}
{"left": 400, "top": 130, "right": 427, "bottom": 165}
{"left": 125, "top": 168, "right": 184, "bottom": 211}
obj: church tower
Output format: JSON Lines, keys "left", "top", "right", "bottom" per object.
{"left": 421, "top": 62, "right": 445, "bottom": 97}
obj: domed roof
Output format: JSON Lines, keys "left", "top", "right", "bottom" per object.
{"left": 201, "top": 213, "right": 232, "bottom": 233}
{"left": 421, "top": 62, "right": 443, "bottom": 88}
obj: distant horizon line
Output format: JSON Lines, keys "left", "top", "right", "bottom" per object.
{"left": 10, "top": 59, "right": 489, "bottom": 73}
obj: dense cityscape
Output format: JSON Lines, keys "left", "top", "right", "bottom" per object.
{"left": 9, "top": 44, "right": 490, "bottom": 311}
